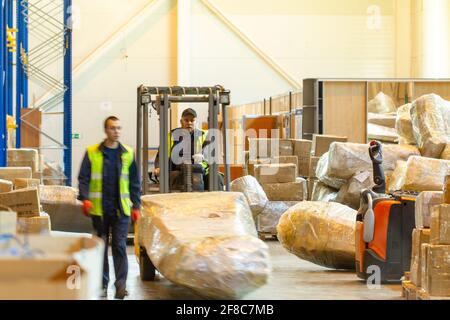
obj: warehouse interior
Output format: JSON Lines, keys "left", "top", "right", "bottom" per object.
{"left": 1, "top": 0, "right": 450, "bottom": 301}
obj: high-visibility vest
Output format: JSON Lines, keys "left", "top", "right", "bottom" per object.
{"left": 87, "top": 143, "right": 134, "bottom": 216}
{"left": 168, "top": 129, "right": 209, "bottom": 174}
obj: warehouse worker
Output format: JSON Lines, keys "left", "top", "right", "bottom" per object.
{"left": 78, "top": 116, "right": 141, "bottom": 300}
{"left": 154, "top": 107, "right": 223, "bottom": 190}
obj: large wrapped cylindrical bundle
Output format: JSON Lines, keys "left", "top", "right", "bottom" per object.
{"left": 230, "top": 175, "right": 268, "bottom": 217}
{"left": 317, "top": 142, "right": 420, "bottom": 182}
{"left": 277, "top": 201, "right": 357, "bottom": 269}
{"left": 396, "top": 103, "right": 416, "bottom": 145}
{"left": 401, "top": 156, "right": 450, "bottom": 192}
{"left": 137, "top": 192, "right": 271, "bottom": 299}
{"left": 410, "top": 94, "right": 450, "bottom": 158}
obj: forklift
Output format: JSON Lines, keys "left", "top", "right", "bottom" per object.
{"left": 356, "top": 141, "right": 416, "bottom": 283}
{"left": 134, "top": 85, "right": 232, "bottom": 280}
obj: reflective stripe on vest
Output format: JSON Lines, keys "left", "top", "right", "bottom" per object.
{"left": 87, "top": 143, "right": 134, "bottom": 216}
{"left": 168, "top": 129, "right": 208, "bottom": 173}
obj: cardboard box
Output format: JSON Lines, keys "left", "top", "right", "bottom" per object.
{"left": 248, "top": 138, "right": 293, "bottom": 159}
{"left": 0, "top": 167, "right": 32, "bottom": 182}
{"left": 425, "top": 245, "right": 450, "bottom": 296}
{"left": 430, "top": 204, "right": 450, "bottom": 245}
{"left": 410, "top": 228, "right": 431, "bottom": 287}
{"left": 254, "top": 163, "right": 297, "bottom": 184}
{"left": 421, "top": 244, "right": 430, "bottom": 292}
{"left": 17, "top": 212, "right": 51, "bottom": 234}
{"left": 312, "top": 134, "right": 348, "bottom": 157}
{"left": 7, "top": 148, "right": 39, "bottom": 173}
{"left": 416, "top": 191, "right": 443, "bottom": 228}
{"left": 14, "top": 178, "right": 41, "bottom": 190}
{"left": 0, "top": 188, "right": 40, "bottom": 217}
{"left": 0, "top": 234, "right": 104, "bottom": 299}
{"left": 0, "top": 210, "right": 17, "bottom": 235}
{"left": 0, "top": 179, "right": 13, "bottom": 193}
{"left": 279, "top": 139, "right": 294, "bottom": 156}
{"left": 261, "top": 178, "right": 307, "bottom": 201}
{"left": 308, "top": 156, "right": 321, "bottom": 178}
{"left": 247, "top": 158, "right": 271, "bottom": 176}
{"left": 293, "top": 139, "right": 312, "bottom": 177}
{"left": 272, "top": 156, "right": 298, "bottom": 169}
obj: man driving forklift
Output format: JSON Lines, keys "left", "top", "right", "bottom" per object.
{"left": 153, "top": 107, "right": 224, "bottom": 191}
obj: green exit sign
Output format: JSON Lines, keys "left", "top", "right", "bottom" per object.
{"left": 72, "top": 133, "right": 82, "bottom": 140}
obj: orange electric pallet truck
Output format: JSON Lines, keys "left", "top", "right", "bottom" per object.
{"left": 356, "top": 141, "right": 416, "bottom": 283}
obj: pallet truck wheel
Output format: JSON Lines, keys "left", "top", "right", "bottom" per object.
{"left": 139, "top": 246, "right": 156, "bottom": 281}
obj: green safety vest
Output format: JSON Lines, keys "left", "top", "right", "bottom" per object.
{"left": 87, "top": 143, "right": 134, "bottom": 216}
{"left": 168, "top": 129, "right": 209, "bottom": 174}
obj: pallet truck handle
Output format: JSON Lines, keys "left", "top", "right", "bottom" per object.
{"left": 363, "top": 192, "right": 375, "bottom": 243}
{"left": 369, "top": 140, "right": 386, "bottom": 194}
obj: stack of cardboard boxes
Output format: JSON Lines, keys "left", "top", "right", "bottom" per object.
{"left": 7, "top": 148, "right": 43, "bottom": 181}
{"left": 403, "top": 182, "right": 450, "bottom": 300}
{"left": 0, "top": 151, "right": 51, "bottom": 234}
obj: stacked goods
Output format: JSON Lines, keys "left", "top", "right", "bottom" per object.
{"left": 0, "top": 188, "right": 40, "bottom": 217}
{"left": 257, "top": 201, "right": 299, "bottom": 236}
{"left": 0, "top": 207, "right": 17, "bottom": 235}
{"left": 367, "top": 123, "right": 398, "bottom": 143}
{"left": 7, "top": 149, "right": 40, "bottom": 173}
{"left": 292, "top": 139, "right": 312, "bottom": 177}
{"left": 307, "top": 156, "right": 321, "bottom": 200}
{"left": 17, "top": 212, "right": 51, "bottom": 234}
{"left": 396, "top": 103, "right": 416, "bottom": 145}
{"left": 136, "top": 192, "right": 271, "bottom": 299}
{"left": 260, "top": 177, "right": 307, "bottom": 202}
{"left": 277, "top": 201, "right": 357, "bottom": 269}
{"left": 0, "top": 167, "right": 32, "bottom": 183}
{"left": 39, "top": 185, "right": 78, "bottom": 204}
{"left": 248, "top": 138, "right": 293, "bottom": 160}
{"left": 0, "top": 179, "right": 13, "bottom": 193}
{"left": 392, "top": 156, "right": 450, "bottom": 192}
{"left": 14, "top": 178, "right": 40, "bottom": 190}
{"left": 415, "top": 192, "right": 443, "bottom": 228}
{"left": 336, "top": 171, "right": 374, "bottom": 210}
{"left": 368, "top": 92, "right": 397, "bottom": 114}
{"left": 409, "top": 228, "right": 431, "bottom": 289}
{"left": 312, "top": 134, "right": 347, "bottom": 157}
{"left": 419, "top": 244, "right": 450, "bottom": 298}
{"left": 410, "top": 94, "right": 450, "bottom": 158}
{"left": 368, "top": 112, "right": 397, "bottom": 128}
{"left": 254, "top": 163, "right": 296, "bottom": 184}
{"left": 430, "top": 205, "right": 450, "bottom": 245}
{"left": 230, "top": 176, "right": 268, "bottom": 218}
{"left": 310, "top": 181, "right": 338, "bottom": 203}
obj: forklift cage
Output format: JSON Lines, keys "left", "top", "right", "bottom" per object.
{"left": 136, "top": 85, "right": 231, "bottom": 195}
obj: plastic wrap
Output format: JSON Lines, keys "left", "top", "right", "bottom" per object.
{"left": 317, "top": 142, "right": 420, "bottom": 183}
{"left": 39, "top": 185, "right": 78, "bottom": 204}
{"left": 416, "top": 191, "right": 443, "bottom": 228}
{"left": 315, "top": 153, "right": 347, "bottom": 189}
{"left": 387, "top": 160, "right": 407, "bottom": 193}
{"left": 396, "top": 103, "right": 416, "bottom": 145}
{"left": 368, "top": 112, "right": 397, "bottom": 128}
{"left": 137, "top": 192, "right": 271, "bottom": 299}
{"left": 277, "top": 201, "right": 357, "bottom": 269}
{"left": 260, "top": 177, "right": 307, "bottom": 201}
{"left": 230, "top": 175, "right": 268, "bottom": 217}
{"left": 401, "top": 156, "right": 450, "bottom": 192}
{"left": 311, "top": 181, "right": 339, "bottom": 202}
{"left": 17, "top": 212, "right": 51, "bottom": 234}
{"left": 368, "top": 92, "right": 397, "bottom": 114}
{"left": 410, "top": 94, "right": 450, "bottom": 158}
{"left": 336, "top": 171, "right": 374, "bottom": 209}
{"left": 367, "top": 123, "right": 398, "bottom": 143}
{"left": 257, "top": 201, "right": 299, "bottom": 235}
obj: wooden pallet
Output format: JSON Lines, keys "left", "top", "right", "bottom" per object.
{"left": 402, "top": 280, "right": 419, "bottom": 300}
{"left": 417, "top": 289, "right": 450, "bottom": 300}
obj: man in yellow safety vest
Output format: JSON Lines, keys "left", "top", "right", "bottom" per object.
{"left": 78, "top": 116, "right": 141, "bottom": 299}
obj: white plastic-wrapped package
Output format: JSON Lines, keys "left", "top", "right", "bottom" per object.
{"left": 39, "top": 185, "right": 78, "bottom": 204}
{"left": 410, "top": 94, "right": 450, "bottom": 158}
{"left": 368, "top": 92, "right": 397, "bottom": 114}
{"left": 401, "top": 156, "right": 450, "bottom": 192}
{"left": 137, "top": 192, "right": 271, "bottom": 299}
{"left": 416, "top": 191, "right": 443, "bottom": 228}
{"left": 311, "top": 181, "right": 339, "bottom": 202}
{"left": 277, "top": 201, "right": 357, "bottom": 269}
{"left": 257, "top": 201, "right": 299, "bottom": 235}
{"left": 387, "top": 160, "right": 407, "bottom": 193}
{"left": 315, "top": 152, "right": 347, "bottom": 189}
{"left": 368, "top": 112, "right": 397, "bottom": 128}
{"left": 367, "top": 123, "right": 398, "bottom": 143}
{"left": 317, "top": 142, "right": 419, "bottom": 183}
{"left": 336, "top": 171, "right": 374, "bottom": 209}
{"left": 230, "top": 175, "right": 268, "bottom": 217}
{"left": 396, "top": 103, "right": 416, "bottom": 145}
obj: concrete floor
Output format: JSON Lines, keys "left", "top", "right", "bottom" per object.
{"left": 104, "top": 240, "right": 402, "bottom": 300}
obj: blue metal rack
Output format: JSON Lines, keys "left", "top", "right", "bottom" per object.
{"left": 63, "top": 0, "right": 72, "bottom": 185}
